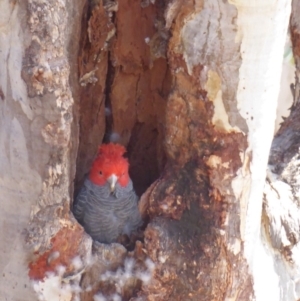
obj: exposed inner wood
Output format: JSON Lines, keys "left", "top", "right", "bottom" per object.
{"left": 76, "top": 0, "right": 171, "bottom": 197}
{"left": 72, "top": 0, "right": 252, "bottom": 300}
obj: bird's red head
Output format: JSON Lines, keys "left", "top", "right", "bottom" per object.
{"left": 89, "top": 143, "right": 130, "bottom": 189}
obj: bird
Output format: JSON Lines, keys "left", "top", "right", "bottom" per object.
{"left": 73, "top": 143, "right": 142, "bottom": 244}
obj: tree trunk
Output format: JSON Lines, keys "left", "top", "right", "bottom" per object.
{"left": 0, "top": 0, "right": 85, "bottom": 300}
{"left": 1, "top": 0, "right": 298, "bottom": 300}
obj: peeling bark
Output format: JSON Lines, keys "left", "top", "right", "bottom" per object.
{"left": 260, "top": 1, "right": 300, "bottom": 300}
{"left": 0, "top": 0, "right": 84, "bottom": 300}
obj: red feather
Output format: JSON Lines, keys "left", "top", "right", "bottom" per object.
{"left": 89, "top": 143, "right": 130, "bottom": 187}
{"left": 97, "top": 143, "right": 126, "bottom": 158}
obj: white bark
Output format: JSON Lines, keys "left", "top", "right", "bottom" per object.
{"left": 231, "top": 0, "right": 291, "bottom": 282}
{"left": 0, "top": 1, "right": 39, "bottom": 299}
{"left": 182, "top": 0, "right": 293, "bottom": 300}
{"left": 258, "top": 2, "right": 300, "bottom": 300}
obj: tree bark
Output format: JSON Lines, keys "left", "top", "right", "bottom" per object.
{"left": 261, "top": 1, "right": 300, "bottom": 300}
{"left": 0, "top": 0, "right": 297, "bottom": 301}
{"left": 0, "top": 0, "right": 85, "bottom": 300}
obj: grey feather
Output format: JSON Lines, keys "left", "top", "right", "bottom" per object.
{"left": 73, "top": 179, "right": 142, "bottom": 243}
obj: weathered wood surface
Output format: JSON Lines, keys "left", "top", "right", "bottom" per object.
{"left": 261, "top": 1, "right": 300, "bottom": 299}
{"left": 0, "top": 0, "right": 297, "bottom": 300}
{"left": 0, "top": 0, "right": 84, "bottom": 300}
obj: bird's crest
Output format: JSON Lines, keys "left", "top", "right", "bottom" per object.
{"left": 97, "top": 143, "right": 126, "bottom": 159}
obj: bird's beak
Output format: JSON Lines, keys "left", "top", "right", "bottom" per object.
{"left": 107, "top": 174, "right": 118, "bottom": 192}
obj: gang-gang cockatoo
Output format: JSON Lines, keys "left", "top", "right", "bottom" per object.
{"left": 73, "top": 143, "right": 142, "bottom": 244}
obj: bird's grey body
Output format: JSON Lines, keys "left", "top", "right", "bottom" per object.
{"left": 73, "top": 178, "right": 142, "bottom": 243}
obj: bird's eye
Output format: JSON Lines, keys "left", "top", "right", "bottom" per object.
{"left": 121, "top": 172, "right": 125, "bottom": 176}
{"left": 99, "top": 171, "right": 103, "bottom": 175}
